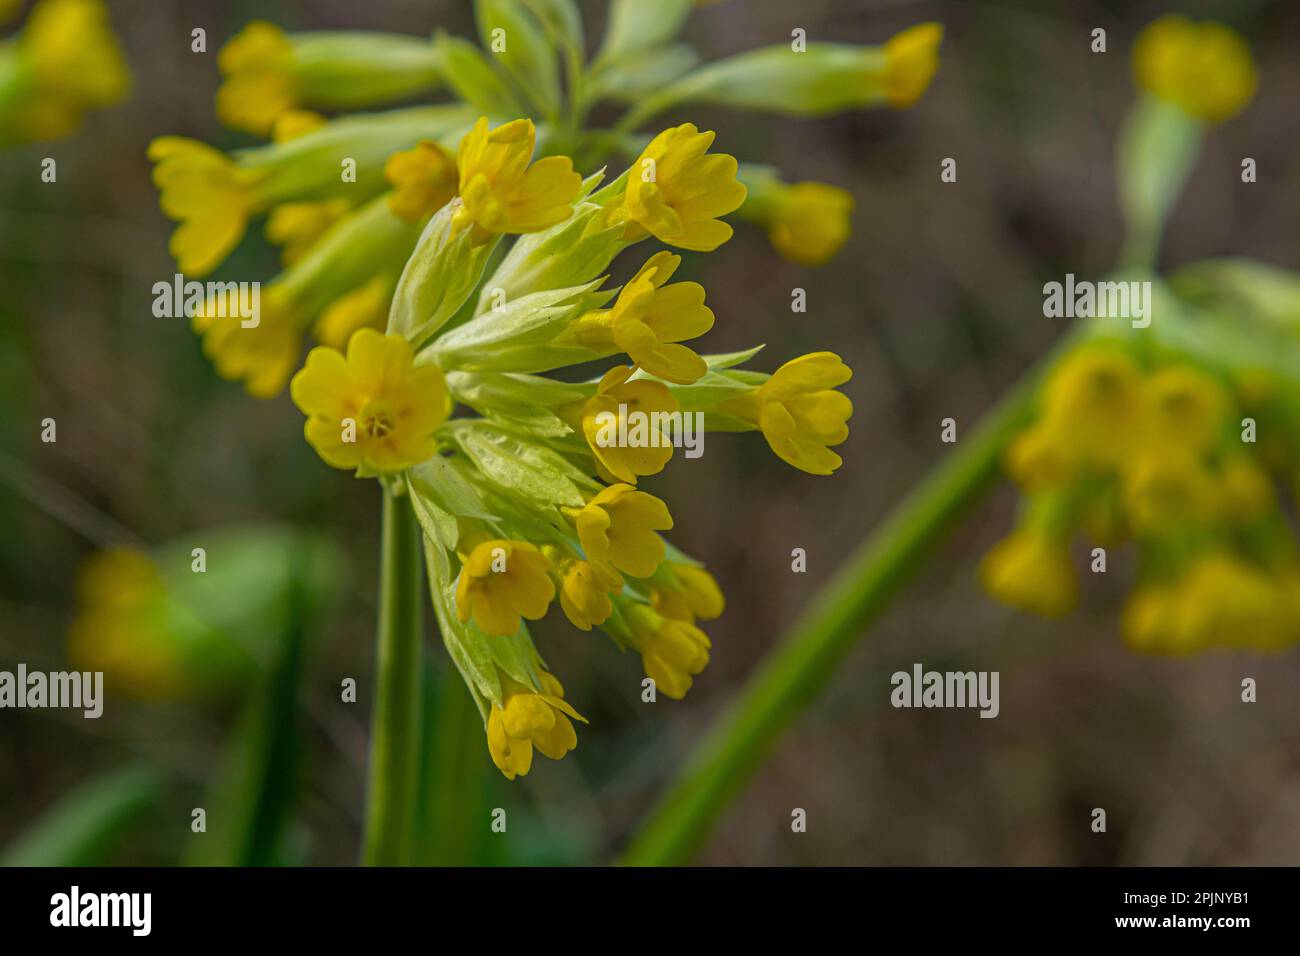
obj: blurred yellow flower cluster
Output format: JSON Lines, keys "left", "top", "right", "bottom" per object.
{"left": 0, "top": 0, "right": 129, "bottom": 143}
{"left": 982, "top": 343, "right": 1299, "bottom": 654}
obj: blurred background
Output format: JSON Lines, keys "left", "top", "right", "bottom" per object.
{"left": 2, "top": 0, "right": 1299, "bottom": 865}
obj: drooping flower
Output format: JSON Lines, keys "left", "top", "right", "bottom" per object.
{"left": 1039, "top": 344, "right": 1146, "bottom": 469}
{"left": 650, "top": 562, "right": 725, "bottom": 624}
{"left": 193, "top": 286, "right": 304, "bottom": 399}
{"left": 216, "top": 21, "right": 296, "bottom": 135}
{"left": 11, "top": 0, "right": 130, "bottom": 141}
{"left": 1133, "top": 15, "right": 1256, "bottom": 123}
{"left": 883, "top": 22, "right": 943, "bottom": 108}
{"left": 569, "top": 365, "right": 681, "bottom": 484}
{"left": 486, "top": 672, "right": 586, "bottom": 780}
{"left": 557, "top": 557, "right": 623, "bottom": 631}
{"left": 451, "top": 117, "right": 583, "bottom": 244}
{"left": 569, "top": 483, "right": 672, "bottom": 579}
{"left": 606, "top": 123, "right": 747, "bottom": 251}
{"left": 565, "top": 251, "right": 713, "bottom": 384}
{"left": 720, "top": 352, "right": 853, "bottom": 475}
{"left": 148, "top": 137, "right": 266, "bottom": 277}
{"left": 454, "top": 538, "right": 556, "bottom": 637}
{"left": 626, "top": 604, "right": 712, "bottom": 699}
{"left": 385, "top": 139, "right": 460, "bottom": 222}
{"left": 765, "top": 182, "right": 854, "bottom": 266}
{"left": 979, "top": 525, "right": 1077, "bottom": 618}
{"left": 290, "top": 328, "right": 448, "bottom": 474}
{"left": 312, "top": 275, "right": 393, "bottom": 351}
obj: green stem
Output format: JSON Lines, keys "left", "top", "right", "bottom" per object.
{"left": 621, "top": 358, "right": 1055, "bottom": 866}
{"left": 361, "top": 484, "right": 425, "bottom": 866}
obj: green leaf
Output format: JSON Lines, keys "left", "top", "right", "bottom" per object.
{"left": 475, "top": 0, "right": 561, "bottom": 118}
{"left": 1, "top": 767, "right": 163, "bottom": 866}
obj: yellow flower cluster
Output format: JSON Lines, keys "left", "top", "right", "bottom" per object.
{"left": 982, "top": 343, "right": 1300, "bottom": 653}
{"left": 144, "top": 6, "right": 923, "bottom": 779}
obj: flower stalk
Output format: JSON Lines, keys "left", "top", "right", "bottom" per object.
{"left": 361, "top": 484, "right": 426, "bottom": 866}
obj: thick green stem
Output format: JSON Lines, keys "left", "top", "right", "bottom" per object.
{"left": 621, "top": 363, "right": 1050, "bottom": 866}
{"left": 361, "top": 485, "right": 425, "bottom": 866}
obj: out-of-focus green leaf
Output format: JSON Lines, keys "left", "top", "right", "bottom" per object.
{"left": 1, "top": 767, "right": 163, "bottom": 866}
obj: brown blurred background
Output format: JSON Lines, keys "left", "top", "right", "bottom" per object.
{"left": 2, "top": 0, "right": 1299, "bottom": 865}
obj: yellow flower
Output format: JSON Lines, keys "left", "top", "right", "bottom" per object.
{"left": 720, "top": 352, "right": 853, "bottom": 475}
{"left": 651, "top": 563, "right": 725, "bottom": 624}
{"left": 18, "top": 0, "right": 130, "bottom": 139}
{"left": 979, "top": 526, "right": 1077, "bottom": 617}
{"left": 193, "top": 286, "right": 304, "bottom": 399}
{"left": 571, "top": 365, "right": 680, "bottom": 484}
{"left": 313, "top": 276, "right": 392, "bottom": 351}
{"left": 1126, "top": 554, "right": 1294, "bottom": 654}
{"left": 385, "top": 140, "right": 459, "bottom": 222}
{"left": 66, "top": 548, "right": 186, "bottom": 699}
{"left": 290, "top": 328, "right": 449, "bottom": 473}
{"left": 1005, "top": 423, "right": 1072, "bottom": 491}
{"left": 567, "top": 252, "right": 713, "bottom": 384}
{"left": 1133, "top": 15, "right": 1256, "bottom": 123}
{"left": 557, "top": 558, "right": 623, "bottom": 631}
{"left": 1122, "top": 453, "right": 1215, "bottom": 534}
{"left": 1040, "top": 345, "right": 1145, "bottom": 469}
{"left": 569, "top": 483, "right": 672, "bottom": 579}
{"left": 1145, "top": 365, "right": 1228, "bottom": 455}
{"left": 454, "top": 539, "right": 556, "bottom": 637}
{"left": 487, "top": 672, "right": 586, "bottom": 780}
{"left": 149, "top": 136, "right": 266, "bottom": 277}
{"left": 1215, "top": 454, "right": 1275, "bottom": 524}
{"left": 265, "top": 200, "right": 350, "bottom": 266}
{"left": 607, "top": 123, "right": 747, "bottom": 251}
{"left": 766, "top": 182, "right": 853, "bottom": 266}
{"left": 450, "top": 117, "right": 582, "bottom": 244}
{"left": 216, "top": 21, "right": 297, "bottom": 135}
{"left": 627, "top": 605, "right": 711, "bottom": 699}
{"left": 883, "top": 22, "right": 943, "bottom": 108}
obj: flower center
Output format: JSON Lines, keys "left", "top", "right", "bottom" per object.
{"left": 360, "top": 401, "right": 396, "bottom": 439}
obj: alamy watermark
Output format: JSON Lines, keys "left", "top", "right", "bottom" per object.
{"left": 152, "top": 273, "right": 260, "bottom": 328}
{"left": 593, "top": 405, "right": 704, "bottom": 459}
{"left": 1043, "top": 273, "right": 1151, "bottom": 328}
{"left": 1, "top": 664, "right": 103, "bottom": 718}
{"left": 50, "top": 886, "right": 151, "bottom": 936}
{"left": 891, "top": 663, "right": 999, "bottom": 718}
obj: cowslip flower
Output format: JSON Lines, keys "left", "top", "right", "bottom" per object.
{"left": 148, "top": 137, "right": 267, "bottom": 277}
{"left": 290, "top": 328, "right": 449, "bottom": 474}
{"left": 216, "top": 21, "right": 444, "bottom": 135}
{"left": 649, "top": 562, "right": 725, "bottom": 624}
{"left": 883, "top": 22, "right": 944, "bottom": 108}
{"left": 451, "top": 117, "right": 583, "bottom": 244}
{"left": 385, "top": 139, "right": 459, "bottom": 222}
{"left": 719, "top": 352, "right": 854, "bottom": 475}
{"left": 564, "top": 251, "right": 713, "bottom": 384}
{"left": 192, "top": 286, "right": 304, "bottom": 399}
{"left": 979, "top": 525, "right": 1078, "bottom": 618}
{"left": 567, "top": 365, "right": 680, "bottom": 484}
{"left": 556, "top": 557, "right": 623, "bottom": 631}
{"left": 1132, "top": 16, "right": 1256, "bottom": 123}
{"left": 568, "top": 483, "right": 673, "bottom": 579}
{"left": 626, "top": 604, "right": 712, "bottom": 699}
{"left": 313, "top": 275, "right": 394, "bottom": 351}
{"left": 765, "top": 182, "right": 854, "bottom": 266}
{"left": 487, "top": 672, "right": 586, "bottom": 780}
{"left": 454, "top": 538, "right": 555, "bottom": 637}
{"left": 605, "top": 123, "right": 747, "bottom": 251}
{"left": 1, "top": 0, "right": 130, "bottom": 143}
